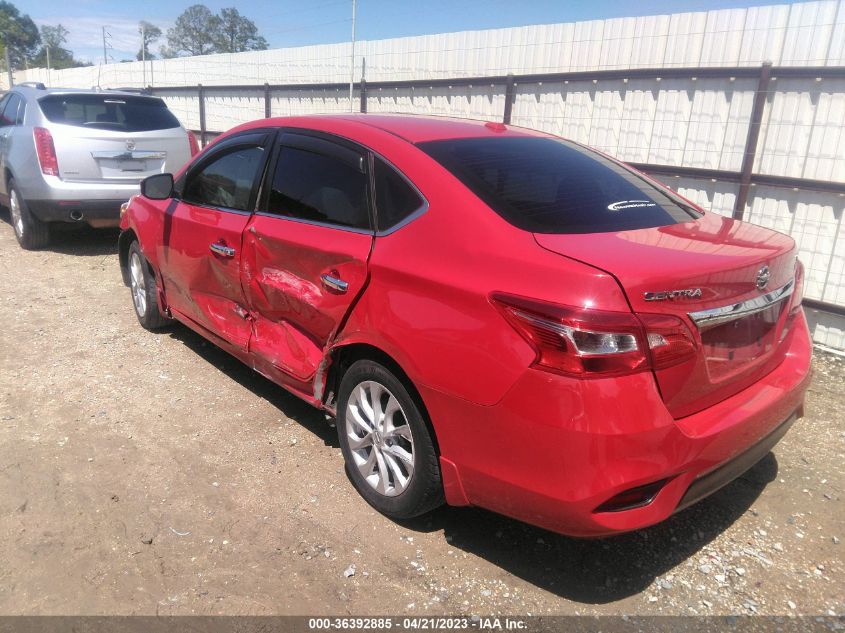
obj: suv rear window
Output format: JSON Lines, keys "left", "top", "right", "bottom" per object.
{"left": 38, "top": 94, "right": 180, "bottom": 132}
{"left": 418, "top": 137, "right": 699, "bottom": 234}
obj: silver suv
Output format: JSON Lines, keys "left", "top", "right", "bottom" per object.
{"left": 0, "top": 83, "right": 195, "bottom": 249}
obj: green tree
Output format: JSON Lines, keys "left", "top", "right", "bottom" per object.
{"left": 137, "top": 20, "right": 162, "bottom": 60}
{"left": 158, "top": 45, "right": 178, "bottom": 59}
{"left": 32, "top": 24, "right": 86, "bottom": 70}
{"left": 166, "top": 4, "right": 220, "bottom": 56}
{"left": 41, "top": 24, "right": 68, "bottom": 50}
{"left": 0, "top": 1, "right": 40, "bottom": 70}
{"left": 215, "top": 8, "right": 268, "bottom": 53}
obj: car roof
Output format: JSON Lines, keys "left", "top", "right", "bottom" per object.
{"left": 13, "top": 85, "right": 157, "bottom": 99}
{"left": 234, "top": 113, "right": 545, "bottom": 144}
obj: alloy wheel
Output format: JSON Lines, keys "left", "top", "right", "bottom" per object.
{"left": 345, "top": 380, "right": 415, "bottom": 496}
{"left": 129, "top": 252, "right": 148, "bottom": 317}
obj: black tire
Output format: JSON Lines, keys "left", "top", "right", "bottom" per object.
{"left": 127, "top": 240, "right": 170, "bottom": 330}
{"left": 337, "top": 359, "right": 444, "bottom": 519}
{"left": 8, "top": 179, "right": 50, "bottom": 250}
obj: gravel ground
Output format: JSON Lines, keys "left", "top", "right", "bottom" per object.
{"left": 0, "top": 216, "right": 842, "bottom": 617}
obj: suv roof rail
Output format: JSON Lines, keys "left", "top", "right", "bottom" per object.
{"left": 17, "top": 82, "right": 47, "bottom": 90}
{"left": 105, "top": 87, "right": 152, "bottom": 95}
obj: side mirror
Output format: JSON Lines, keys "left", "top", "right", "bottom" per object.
{"left": 141, "top": 173, "right": 174, "bottom": 200}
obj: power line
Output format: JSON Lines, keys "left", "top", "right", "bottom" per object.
{"left": 261, "top": 18, "right": 352, "bottom": 36}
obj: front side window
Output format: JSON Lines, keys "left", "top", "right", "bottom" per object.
{"left": 419, "top": 137, "right": 700, "bottom": 234}
{"left": 38, "top": 94, "right": 180, "bottom": 132}
{"left": 267, "top": 145, "right": 370, "bottom": 230}
{"left": 373, "top": 159, "right": 424, "bottom": 231}
{"left": 183, "top": 146, "right": 264, "bottom": 211}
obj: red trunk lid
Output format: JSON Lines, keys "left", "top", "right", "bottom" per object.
{"left": 535, "top": 212, "right": 798, "bottom": 418}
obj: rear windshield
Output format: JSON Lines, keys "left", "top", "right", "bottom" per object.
{"left": 38, "top": 94, "right": 181, "bottom": 132}
{"left": 418, "top": 136, "right": 699, "bottom": 234}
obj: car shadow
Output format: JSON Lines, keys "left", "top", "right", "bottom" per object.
{"left": 163, "top": 323, "right": 338, "bottom": 448}
{"left": 397, "top": 452, "right": 779, "bottom": 604}
{"left": 46, "top": 225, "right": 120, "bottom": 256}
{"left": 0, "top": 207, "right": 120, "bottom": 256}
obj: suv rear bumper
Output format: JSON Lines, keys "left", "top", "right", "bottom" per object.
{"left": 28, "top": 199, "right": 127, "bottom": 227}
{"left": 424, "top": 310, "right": 813, "bottom": 537}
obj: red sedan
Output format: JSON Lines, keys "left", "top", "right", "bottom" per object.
{"left": 119, "top": 114, "right": 812, "bottom": 537}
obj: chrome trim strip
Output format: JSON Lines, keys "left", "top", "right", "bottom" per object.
{"left": 688, "top": 279, "right": 794, "bottom": 330}
{"left": 92, "top": 150, "right": 167, "bottom": 160}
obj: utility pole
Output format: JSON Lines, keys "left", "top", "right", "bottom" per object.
{"left": 349, "top": 0, "right": 356, "bottom": 112}
{"left": 102, "top": 26, "right": 108, "bottom": 64}
{"left": 46, "top": 45, "right": 51, "bottom": 87}
{"left": 4, "top": 43, "right": 12, "bottom": 88}
{"left": 141, "top": 23, "right": 146, "bottom": 87}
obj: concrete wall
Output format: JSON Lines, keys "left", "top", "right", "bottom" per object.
{"left": 12, "top": 1, "right": 845, "bottom": 90}
{"left": 11, "top": 1, "right": 845, "bottom": 350}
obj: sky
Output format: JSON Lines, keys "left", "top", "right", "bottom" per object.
{"left": 22, "top": 0, "right": 786, "bottom": 64}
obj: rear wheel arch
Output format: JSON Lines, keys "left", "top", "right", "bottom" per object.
{"left": 324, "top": 342, "right": 440, "bottom": 455}
{"left": 118, "top": 229, "right": 138, "bottom": 286}
{"left": 3, "top": 167, "right": 17, "bottom": 206}
{"left": 119, "top": 229, "right": 160, "bottom": 281}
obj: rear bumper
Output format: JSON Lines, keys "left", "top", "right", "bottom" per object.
{"left": 426, "top": 310, "right": 813, "bottom": 537}
{"left": 674, "top": 411, "right": 796, "bottom": 513}
{"left": 28, "top": 199, "right": 127, "bottom": 227}
{"left": 18, "top": 173, "right": 141, "bottom": 201}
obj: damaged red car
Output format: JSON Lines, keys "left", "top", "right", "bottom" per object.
{"left": 119, "top": 114, "right": 812, "bottom": 536}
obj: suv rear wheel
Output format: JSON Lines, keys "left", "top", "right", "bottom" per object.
{"left": 337, "top": 359, "right": 444, "bottom": 519}
{"left": 8, "top": 180, "right": 50, "bottom": 250}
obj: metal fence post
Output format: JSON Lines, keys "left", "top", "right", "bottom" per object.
{"left": 360, "top": 77, "right": 367, "bottom": 113}
{"left": 198, "top": 83, "right": 206, "bottom": 147}
{"left": 264, "top": 82, "right": 271, "bottom": 118}
{"left": 733, "top": 61, "right": 772, "bottom": 220}
{"left": 502, "top": 73, "right": 515, "bottom": 124}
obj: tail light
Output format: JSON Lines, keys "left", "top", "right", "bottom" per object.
{"left": 33, "top": 127, "right": 59, "bottom": 176}
{"left": 639, "top": 313, "right": 698, "bottom": 369}
{"left": 790, "top": 259, "right": 804, "bottom": 314}
{"left": 491, "top": 292, "right": 697, "bottom": 378}
{"left": 780, "top": 259, "right": 805, "bottom": 343}
{"left": 187, "top": 131, "right": 200, "bottom": 156}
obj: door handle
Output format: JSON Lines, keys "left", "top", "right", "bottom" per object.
{"left": 320, "top": 273, "right": 349, "bottom": 293}
{"left": 210, "top": 242, "right": 236, "bottom": 257}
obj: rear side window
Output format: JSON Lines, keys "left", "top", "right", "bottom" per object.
{"left": 37, "top": 94, "right": 180, "bottom": 132}
{"left": 0, "top": 94, "right": 22, "bottom": 126}
{"left": 14, "top": 97, "right": 25, "bottom": 125}
{"left": 418, "top": 137, "right": 699, "bottom": 234}
{"left": 373, "top": 159, "right": 424, "bottom": 231}
{"left": 183, "top": 146, "right": 264, "bottom": 211}
{"left": 267, "top": 145, "right": 370, "bottom": 230}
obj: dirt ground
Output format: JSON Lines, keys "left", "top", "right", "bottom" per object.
{"left": 0, "top": 215, "right": 842, "bottom": 617}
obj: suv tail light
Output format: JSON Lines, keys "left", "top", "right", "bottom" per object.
{"left": 491, "top": 292, "right": 697, "bottom": 378}
{"left": 187, "top": 131, "right": 200, "bottom": 156}
{"left": 33, "top": 127, "right": 59, "bottom": 176}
